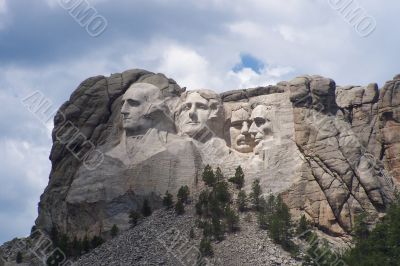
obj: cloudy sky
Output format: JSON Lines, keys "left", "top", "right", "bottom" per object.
{"left": 1, "top": 0, "right": 400, "bottom": 244}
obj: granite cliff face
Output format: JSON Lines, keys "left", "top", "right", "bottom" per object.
{"left": 35, "top": 69, "right": 399, "bottom": 240}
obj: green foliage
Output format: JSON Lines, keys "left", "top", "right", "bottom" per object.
{"left": 202, "top": 164, "right": 216, "bottom": 187}
{"left": 342, "top": 197, "right": 400, "bottom": 266}
{"left": 189, "top": 227, "right": 195, "bottom": 239}
{"left": 302, "top": 234, "right": 340, "bottom": 266}
{"left": 211, "top": 217, "right": 224, "bottom": 241}
{"left": 237, "top": 190, "right": 247, "bottom": 212}
{"left": 208, "top": 193, "right": 224, "bottom": 218}
{"left": 82, "top": 235, "right": 90, "bottom": 253}
{"left": 129, "top": 210, "right": 142, "bottom": 227}
{"left": 297, "top": 214, "right": 309, "bottom": 236}
{"left": 50, "top": 227, "right": 59, "bottom": 246}
{"left": 250, "top": 179, "right": 262, "bottom": 210}
{"left": 111, "top": 224, "right": 119, "bottom": 238}
{"left": 47, "top": 231, "right": 104, "bottom": 262}
{"left": 353, "top": 212, "right": 369, "bottom": 240}
{"left": 215, "top": 167, "right": 224, "bottom": 182}
{"left": 175, "top": 199, "right": 185, "bottom": 215}
{"left": 257, "top": 194, "right": 296, "bottom": 253}
{"left": 257, "top": 211, "right": 270, "bottom": 230}
{"left": 199, "top": 237, "right": 213, "bottom": 257}
{"left": 61, "top": 234, "right": 71, "bottom": 257}
{"left": 270, "top": 196, "right": 292, "bottom": 247}
{"left": 200, "top": 220, "right": 213, "bottom": 237}
{"left": 71, "top": 236, "right": 82, "bottom": 257}
{"left": 228, "top": 166, "right": 245, "bottom": 189}
{"left": 91, "top": 236, "right": 104, "bottom": 249}
{"left": 224, "top": 206, "right": 239, "bottom": 232}
{"left": 177, "top": 185, "right": 190, "bottom": 203}
{"left": 196, "top": 166, "right": 241, "bottom": 247}
{"left": 162, "top": 191, "right": 174, "bottom": 209}
{"left": 195, "top": 201, "right": 203, "bottom": 216}
{"left": 141, "top": 199, "right": 152, "bottom": 217}
{"left": 196, "top": 190, "right": 210, "bottom": 216}
{"left": 214, "top": 181, "right": 230, "bottom": 205}
{"left": 16, "top": 251, "right": 23, "bottom": 263}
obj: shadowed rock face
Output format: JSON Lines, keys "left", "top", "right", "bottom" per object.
{"left": 35, "top": 69, "right": 399, "bottom": 239}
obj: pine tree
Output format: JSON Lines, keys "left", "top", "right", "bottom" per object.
{"left": 228, "top": 166, "right": 244, "bottom": 189}
{"left": 129, "top": 210, "right": 142, "bottom": 227}
{"left": 202, "top": 165, "right": 216, "bottom": 187}
{"left": 208, "top": 193, "right": 223, "bottom": 219}
{"left": 16, "top": 251, "right": 23, "bottom": 264}
{"left": 214, "top": 181, "right": 230, "bottom": 205}
{"left": 163, "top": 191, "right": 174, "bottom": 209}
{"left": 141, "top": 199, "right": 152, "bottom": 217}
{"left": 50, "top": 227, "right": 59, "bottom": 246}
{"left": 297, "top": 214, "right": 309, "bottom": 236}
{"left": 342, "top": 196, "right": 400, "bottom": 265}
{"left": 111, "top": 224, "right": 119, "bottom": 238}
{"left": 201, "top": 221, "right": 213, "bottom": 237}
{"left": 82, "top": 235, "right": 90, "bottom": 253}
{"left": 236, "top": 190, "right": 247, "bottom": 212}
{"left": 199, "top": 237, "right": 213, "bottom": 257}
{"left": 177, "top": 186, "right": 190, "bottom": 203}
{"left": 211, "top": 217, "right": 224, "bottom": 241}
{"left": 71, "top": 236, "right": 82, "bottom": 257}
{"left": 353, "top": 212, "right": 369, "bottom": 240}
{"left": 58, "top": 233, "right": 70, "bottom": 257}
{"left": 250, "top": 179, "right": 262, "bottom": 210}
{"left": 91, "top": 236, "right": 104, "bottom": 249}
{"left": 215, "top": 167, "right": 224, "bottom": 182}
{"left": 270, "top": 196, "right": 293, "bottom": 251}
{"left": 225, "top": 207, "right": 239, "bottom": 232}
{"left": 175, "top": 199, "right": 185, "bottom": 215}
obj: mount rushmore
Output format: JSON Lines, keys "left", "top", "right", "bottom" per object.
{"left": 34, "top": 69, "right": 399, "bottom": 242}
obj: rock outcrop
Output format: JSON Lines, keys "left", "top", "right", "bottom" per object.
{"left": 33, "top": 69, "right": 399, "bottom": 242}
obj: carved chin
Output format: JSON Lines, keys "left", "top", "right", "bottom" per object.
{"left": 235, "top": 145, "right": 253, "bottom": 153}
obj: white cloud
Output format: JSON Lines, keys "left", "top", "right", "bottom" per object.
{"left": 228, "top": 21, "right": 265, "bottom": 39}
{"left": 0, "top": 138, "right": 50, "bottom": 241}
{"left": 275, "top": 25, "right": 310, "bottom": 43}
{"left": 156, "top": 44, "right": 212, "bottom": 89}
{"left": 0, "top": 0, "right": 6, "bottom": 13}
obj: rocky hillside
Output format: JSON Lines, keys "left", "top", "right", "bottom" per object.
{"left": 1, "top": 69, "right": 399, "bottom": 265}
{"left": 77, "top": 208, "right": 300, "bottom": 266}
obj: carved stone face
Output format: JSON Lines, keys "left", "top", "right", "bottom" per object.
{"left": 177, "top": 92, "right": 211, "bottom": 137}
{"left": 249, "top": 105, "right": 273, "bottom": 145}
{"left": 230, "top": 107, "right": 255, "bottom": 153}
{"left": 121, "top": 83, "right": 162, "bottom": 133}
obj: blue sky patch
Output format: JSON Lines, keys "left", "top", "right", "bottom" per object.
{"left": 232, "top": 53, "right": 265, "bottom": 74}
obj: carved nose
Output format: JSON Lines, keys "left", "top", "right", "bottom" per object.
{"left": 121, "top": 101, "right": 129, "bottom": 115}
{"left": 189, "top": 106, "right": 197, "bottom": 120}
{"left": 241, "top": 121, "right": 250, "bottom": 135}
{"left": 249, "top": 122, "right": 257, "bottom": 134}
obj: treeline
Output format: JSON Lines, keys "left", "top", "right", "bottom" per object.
{"left": 45, "top": 227, "right": 104, "bottom": 265}
{"left": 341, "top": 194, "right": 400, "bottom": 266}
{"left": 195, "top": 165, "right": 241, "bottom": 256}
{"left": 193, "top": 165, "right": 303, "bottom": 257}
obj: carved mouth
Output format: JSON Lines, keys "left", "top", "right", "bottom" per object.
{"left": 237, "top": 140, "right": 250, "bottom": 146}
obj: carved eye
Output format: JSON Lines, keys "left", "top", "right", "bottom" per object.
{"left": 127, "top": 99, "right": 140, "bottom": 107}
{"left": 184, "top": 103, "right": 192, "bottom": 111}
{"left": 197, "top": 103, "right": 208, "bottom": 110}
{"left": 254, "top": 118, "right": 266, "bottom": 127}
{"left": 231, "top": 121, "right": 243, "bottom": 129}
